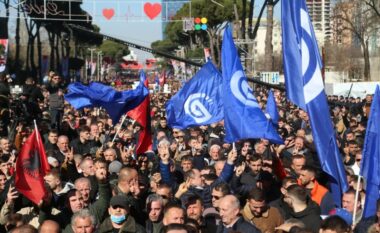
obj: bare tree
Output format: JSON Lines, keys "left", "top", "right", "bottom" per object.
{"left": 325, "top": 42, "right": 363, "bottom": 80}
{"left": 264, "top": 0, "right": 274, "bottom": 71}
{"left": 335, "top": 0, "right": 380, "bottom": 81}
{"left": 364, "top": 0, "right": 380, "bottom": 18}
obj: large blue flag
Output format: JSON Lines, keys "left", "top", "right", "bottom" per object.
{"left": 65, "top": 81, "right": 148, "bottom": 124}
{"left": 361, "top": 86, "right": 380, "bottom": 218}
{"left": 221, "top": 24, "right": 283, "bottom": 144}
{"left": 166, "top": 61, "right": 224, "bottom": 129}
{"left": 282, "top": 0, "right": 348, "bottom": 206}
{"left": 266, "top": 90, "right": 279, "bottom": 126}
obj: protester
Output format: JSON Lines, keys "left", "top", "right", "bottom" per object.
{"left": 217, "top": 195, "right": 260, "bottom": 233}
{"left": 0, "top": 65, "right": 376, "bottom": 233}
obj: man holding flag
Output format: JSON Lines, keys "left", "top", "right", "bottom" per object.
{"left": 15, "top": 125, "right": 50, "bottom": 205}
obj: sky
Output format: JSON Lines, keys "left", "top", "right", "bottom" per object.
{"left": 0, "top": 0, "right": 281, "bottom": 62}
{"left": 80, "top": 0, "right": 280, "bottom": 62}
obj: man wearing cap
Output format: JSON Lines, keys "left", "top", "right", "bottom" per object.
{"left": 98, "top": 195, "right": 146, "bottom": 233}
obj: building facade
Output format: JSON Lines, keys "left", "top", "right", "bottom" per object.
{"left": 306, "top": 0, "right": 332, "bottom": 46}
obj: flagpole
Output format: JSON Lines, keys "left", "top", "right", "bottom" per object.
{"left": 353, "top": 175, "right": 361, "bottom": 226}
{"left": 33, "top": 120, "right": 40, "bottom": 144}
{"left": 111, "top": 114, "right": 128, "bottom": 144}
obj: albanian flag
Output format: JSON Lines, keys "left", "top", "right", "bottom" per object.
{"left": 15, "top": 129, "right": 50, "bottom": 205}
{"left": 127, "top": 70, "right": 153, "bottom": 154}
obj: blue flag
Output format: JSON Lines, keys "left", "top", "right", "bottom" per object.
{"left": 166, "top": 61, "right": 224, "bottom": 129}
{"left": 266, "top": 90, "right": 279, "bottom": 126}
{"left": 361, "top": 86, "right": 380, "bottom": 218}
{"left": 65, "top": 82, "right": 148, "bottom": 124}
{"left": 221, "top": 24, "right": 283, "bottom": 144}
{"left": 282, "top": 0, "right": 348, "bottom": 206}
{"left": 155, "top": 75, "right": 160, "bottom": 85}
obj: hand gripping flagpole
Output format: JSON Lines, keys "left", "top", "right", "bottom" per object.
{"left": 111, "top": 114, "right": 128, "bottom": 144}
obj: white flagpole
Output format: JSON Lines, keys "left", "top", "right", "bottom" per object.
{"left": 353, "top": 175, "right": 361, "bottom": 226}
{"left": 111, "top": 115, "right": 128, "bottom": 144}
{"left": 33, "top": 120, "right": 40, "bottom": 144}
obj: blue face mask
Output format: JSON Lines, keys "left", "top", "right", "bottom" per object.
{"left": 110, "top": 215, "right": 126, "bottom": 224}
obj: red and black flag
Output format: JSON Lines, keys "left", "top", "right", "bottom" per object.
{"left": 127, "top": 71, "right": 153, "bottom": 155}
{"left": 15, "top": 129, "right": 50, "bottom": 205}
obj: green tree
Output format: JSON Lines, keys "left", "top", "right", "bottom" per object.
{"left": 99, "top": 40, "right": 130, "bottom": 61}
{"left": 152, "top": 0, "right": 243, "bottom": 66}
{"left": 151, "top": 39, "right": 179, "bottom": 53}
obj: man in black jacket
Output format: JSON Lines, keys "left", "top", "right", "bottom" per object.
{"left": 284, "top": 184, "right": 321, "bottom": 233}
{"left": 70, "top": 126, "right": 99, "bottom": 156}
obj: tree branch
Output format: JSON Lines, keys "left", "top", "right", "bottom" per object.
{"left": 249, "top": 0, "right": 268, "bottom": 39}
{"left": 364, "top": 0, "right": 380, "bottom": 18}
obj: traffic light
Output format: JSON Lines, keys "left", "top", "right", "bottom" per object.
{"left": 194, "top": 17, "right": 207, "bottom": 31}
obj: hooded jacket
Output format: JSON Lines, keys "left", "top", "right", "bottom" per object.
{"left": 290, "top": 200, "right": 321, "bottom": 233}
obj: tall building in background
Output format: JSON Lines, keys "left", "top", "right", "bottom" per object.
{"left": 306, "top": 0, "right": 332, "bottom": 45}
{"left": 162, "top": 0, "right": 189, "bottom": 38}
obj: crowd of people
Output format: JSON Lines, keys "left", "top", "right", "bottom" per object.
{"left": 0, "top": 70, "right": 376, "bottom": 233}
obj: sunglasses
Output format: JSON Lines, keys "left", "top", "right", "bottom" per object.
{"left": 212, "top": 195, "right": 221, "bottom": 200}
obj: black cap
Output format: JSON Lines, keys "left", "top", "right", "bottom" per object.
{"left": 110, "top": 195, "right": 130, "bottom": 209}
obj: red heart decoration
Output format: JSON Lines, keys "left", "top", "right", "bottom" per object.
{"left": 102, "top": 8, "right": 115, "bottom": 20}
{"left": 144, "top": 3, "right": 162, "bottom": 20}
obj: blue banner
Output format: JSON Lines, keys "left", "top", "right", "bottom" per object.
{"left": 166, "top": 61, "right": 224, "bottom": 129}
{"left": 65, "top": 81, "right": 148, "bottom": 124}
{"left": 221, "top": 24, "right": 283, "bottom": 144}
{"left": 282, "top": 0, "right": 348, "bottom": 206}
{"left": 361, "top": 85, "right": 380, "bottom": 218}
